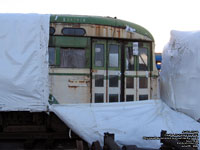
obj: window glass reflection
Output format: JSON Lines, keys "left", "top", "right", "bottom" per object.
{"left": 126, "top": 47, "right": 134, "bottom": 71}
{"left": 109, "top": 45, "right": 119, "bottom": 68}
{"left": 95, "top": 44, "right": 104, "bottom": 67}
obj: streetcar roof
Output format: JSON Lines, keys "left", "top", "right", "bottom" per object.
{"left": 50, "top": 15, "right": 154, "bottom": 41}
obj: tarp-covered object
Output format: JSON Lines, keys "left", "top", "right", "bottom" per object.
{"left": 160, "top": 30, "right": 200, "bottom": 121}
{"left": 51, "top": 100, "right": 200, "bottom": 149}
{"left": 0, "top": 14, "right": 50, "bottom": 111}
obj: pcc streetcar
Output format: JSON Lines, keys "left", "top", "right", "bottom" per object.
{"left": 48, "top": 15, "right": 159, "bottom": 104}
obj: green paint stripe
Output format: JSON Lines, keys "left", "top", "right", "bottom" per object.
{"left": 49, "top": 73, "right": 90, "bottom": 76}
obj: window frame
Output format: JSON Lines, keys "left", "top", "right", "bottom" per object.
{"left": 60, "top": 48, "right": 87, "bottom": 68}
{"left": 62, "top": 28, "right": 86, "bottom": 36}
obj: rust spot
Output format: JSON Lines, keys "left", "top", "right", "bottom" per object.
{"left": 86, "top": 81, "right": 90, "bottom": 84}
{"left": 68, "top": 86, "right": 78, "bottom": 89}
{"left": 95, "top": 25, "right": 100, "bottom": 36}
{"left": 92, "top": 69, "right": 97, "bottom": 73}
{"left": 68, "top": 80, "right": 74, "bottom": 83}
{"left": 117, "top": 29, "right": 120, "bottom": 37}
{"left": 72, "top": 23, "right": 81, "bottom": 28}
{"left": 79, "top": 80, "right": 85, "bottom": 83}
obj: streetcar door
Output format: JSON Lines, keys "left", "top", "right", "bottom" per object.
{"left": 107, "top": 41, "right": 121, "bottom": 102}
{"left": 124, "top": 42, "right": 150, "bottom": 101}
{"left": 92, "top": 40, "right": 107, "bottom": 103}
{"left": 92, "top": 40, "right": 121, "bottom": 103}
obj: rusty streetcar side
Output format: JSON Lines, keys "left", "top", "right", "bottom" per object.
{"left": 48, "top": 15, "right": 159, "bottom": 104}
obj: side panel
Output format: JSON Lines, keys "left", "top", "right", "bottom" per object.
{"left": 49, "top": 37, "right": 91, "bottom": 104}
{"left": 50, "top": 69, "right": 90, "bottom": 104}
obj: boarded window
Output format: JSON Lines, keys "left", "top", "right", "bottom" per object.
{"left": 95, "top": 75, "right": 104, "bottom": 87}
{"left": 60, "top": 48, "right": 86, "bottom": 68}
{"left": 95, "top": 44, "right": 104, "bottom": 67}
{"left": 62, "top": 28, "right": 86, "bottom": 36}
{"left": 109, "top": 45, "right": 119, "bottom": 68}
{"left": 139, "top": 77, "right": 148, "bottom": 88}
{"left": 139, "top": 95, "right": 148, "bottom": 100}
{"left": 126, "top": 47, "right": 134, "bottom": 71}
{"left": 126, "top": 95, "right": 134, "bottom": 101}
{"left": 126, "top": 77, "right": 134, "bottom": 88}
{"left": 109, "top": 75, "right": 118, "bottom": 87}
{"left": 109, "top": 94, "right": 118, "bottom": 102}
{"left": 48, "top": 47, "right": 56, "bottom": 66}
{"left": 95, "top": 93, "right": 104, "bottom": 103}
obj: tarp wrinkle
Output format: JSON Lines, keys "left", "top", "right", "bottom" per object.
{"left": 160, "top": 30, "right": 200, "bottom": 121}
{"left": 51, "top": 100, "right": 200, "bottom": 149}
{"left": 0, "top": 14, "right": 50, "bottom": 111}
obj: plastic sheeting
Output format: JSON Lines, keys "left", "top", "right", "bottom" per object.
{"left": 160, "top": 30, "right": 200, "bottom": 121}
{"left": 51, "top": 100, "right": 200, "bottom": 149}
{"left": 0, "top": 14, "right": 50, "bottom": 111}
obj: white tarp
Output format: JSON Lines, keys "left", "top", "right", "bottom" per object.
{"left": 51, "top": 100, "right": 200, "bottom": 149}
{"left": 0, "top": 14, "right": 50, "bottom": 111}
{"left": 160, "top": 30, "right": 200, "bottom": 121}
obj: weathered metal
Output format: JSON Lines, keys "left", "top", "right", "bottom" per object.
{"left": 50, "top": 23, "right": 152, "bottom": 41}
{"left": 50, "top": 15, "right": 154, "bottom": 41}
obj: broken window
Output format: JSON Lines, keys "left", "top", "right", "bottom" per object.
{"left": 95, "top": 44, "right": 104, "bottom": 67}
{"left": 109, "top": 44, "right": 119, "bottom": 68}
{"left": 126, "top": 47, "right": 135, "bottom": 71}
{"left": 139, "top": 77, "right": 148, "bottom": 88}
{"left": 48, "top": 47, "right": 56, "bottom": 66}
{"left": 60, "top": 48, "right": 86, "bottom": 68}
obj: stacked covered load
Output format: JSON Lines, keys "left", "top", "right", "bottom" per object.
{"left": 0, "top": 14, "right": 50, "bottom": 111}
{"left": 160, "top": 30, "right": 200, "bottom": 121}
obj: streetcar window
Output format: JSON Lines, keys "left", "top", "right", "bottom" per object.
{"left": 109, "top": 75, "right": 118, "bottom": 87}
{"left": 126, "top": 95, "right": 134, "bottom": 101}
{"left": 109, "top": 94, "right": 118, "bottom": 102}
{"left": 95, "top": 75, "right": 104, "bottom": 87}
{"left": 62, "top": 28, "right": 86, "bottom": 36}
{"left": 126, "top": 47, "right": 135, "bottom": 71}
{"left": 60, "top": 48, "right": 86, "bottom": 68}
{"left": 126, "top": 77, "right": 134, "bottom": 88}
{"left": 109, "top": 45, "right": 119, "bottom": 68}
{"left": 95, "top": 44, "right": 104, "bottom": 67}
{"left": 139, "top": 77, "right": 148, "bottom": 88}
{"left": 139, "top": 95, "right": 148, "bottom": 100}
{"left": 50, "top": 27, "right": 55, "bottom": 35}
{"left": 48, "top": 47, "right": 56, "bottom": 66}
{"left": 139, "top": 47, "right": 148, "bottom": 71}
{"left": 95, "top": 93, "right": 104, "bottom": 103}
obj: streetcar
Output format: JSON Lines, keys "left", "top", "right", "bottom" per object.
{"left": 48, "top": 15, "right": 159, "bottom": 104}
